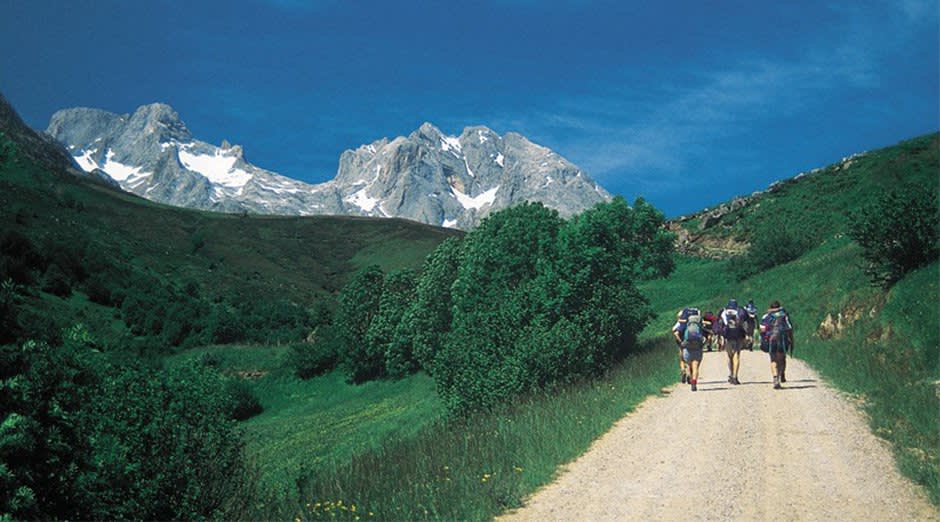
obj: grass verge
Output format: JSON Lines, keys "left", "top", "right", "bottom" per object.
{"left": 255, "top": 339, "right": 676, "bottom": 521}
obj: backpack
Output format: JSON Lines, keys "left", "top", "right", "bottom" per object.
{"left": 768, "top": 310, "right": 789, "bottom": 351}
{"left": 683, "top": 309, "right": 704, "bottom": 349}
{"left": 723, "top": 308, "right": 744, "bottom": 339}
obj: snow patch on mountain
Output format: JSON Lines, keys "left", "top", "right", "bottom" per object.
{"left": 452, "top": 185, "right": 499, "bottom": 210}
{"left": 102, "top": 149, "right": 151, "bottom": 181}
{"left": 178, "top": 146, "right": 252, "bottom": 187}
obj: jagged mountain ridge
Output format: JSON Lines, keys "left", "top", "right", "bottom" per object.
{"left": 47, "top": 103, "right": 611, "bottom": 228}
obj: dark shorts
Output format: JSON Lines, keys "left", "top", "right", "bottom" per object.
{"left": 683, "top": 347, "right": 703, "bottom": 363}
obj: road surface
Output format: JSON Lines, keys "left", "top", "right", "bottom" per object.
{"left": 499, "top": 350, "right": 938, "bottom": 521}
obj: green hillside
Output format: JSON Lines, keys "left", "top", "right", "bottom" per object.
{"left": 672, "top": 133, "right": 939, "bottom": 256}
{"left": 0, "top": 128, "right": 459, "bottom": 349}
{"left": 641, "top": 132, "right": 940, "bottom": 504}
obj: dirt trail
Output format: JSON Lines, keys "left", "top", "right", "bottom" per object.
{"left": 499, "top": 350, "right": 938, "bottom": 521}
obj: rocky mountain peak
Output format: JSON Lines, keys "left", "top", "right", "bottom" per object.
{"left": 46, "top": 102, "right": 613, "bottom": 229}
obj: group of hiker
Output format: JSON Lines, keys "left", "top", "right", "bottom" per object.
{"left": 671, "top": 299, "right": 794, "bottom": 391}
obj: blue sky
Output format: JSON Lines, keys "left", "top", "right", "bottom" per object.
{"left": 2, "top": 0, "right": 937, "bottom": 217}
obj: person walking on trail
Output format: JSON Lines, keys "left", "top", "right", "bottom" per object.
{"left": 760, "top": 300, "right": 794, "bottom": 389}
{"left": 703, "top": 310, "right": 718, "bottom": 352}
{"left": 744, "top": 300, "right": 758, "bottom": 351}
{"left": 672, "top": 307, "right": 705, "bottom": 391}
{"left": 720, "top": 299, "right": 747, "bottom": 385}
{"left": 671, "top": 310, "right": 689, "bottom": 384}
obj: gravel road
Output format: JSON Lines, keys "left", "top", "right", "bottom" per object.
{"left": 499, "top": 350, "right": 938, "bottom": 521}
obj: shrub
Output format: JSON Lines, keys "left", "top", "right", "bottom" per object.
{"left": 848, "top": 187, "right": 939, "bottom": 286}
{"left": 730, "top": 223, "right": 812, "bottom": 280}
{"left": 290, "top": 332, "right": 339, "bottom": 379}
{"left": 225, "top": 378, "right": 264, "bottom": 421}
{"left": 40, "top": 263, "right": 72, "bottom": 297}
{"left": 0, "top": 340, "right": 98, "bottom": 521}
{"left": 86, "top": 362, "right": 252, "bottom": 520}
{"left": 369, "top": 269, "right": 417, "bottom": 378}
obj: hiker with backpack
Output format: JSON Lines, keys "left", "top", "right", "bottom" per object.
{"left": 744, "top": 300, "right": 758, "bottom": 351}
{"left": 703, "top": 310, "right": 718, "bottom": 351}
{"left": 759, "top": 300, "right": 794, "bottom": 389}
{"left": 719, "top": 299, "right": 747, "bottom": 385}
{"left": 672, "top": 306, "right": 705, "bottom": 391}
{"left": 671, "top": 310, "right": 688, "bottom": 384}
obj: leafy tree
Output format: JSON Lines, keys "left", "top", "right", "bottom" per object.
{"left": 335, "top": 266, "right": 385, "bottom": 383}
{"left": 369, "top": 269, "right": 417, "bottom": 378}
{"left": 433, "top": 199, "right": 671, "bottom": 413}
{"left": 436, "top": 203, "right": 564, "bottom": 412}
{"left": 401, "top": 237, "right": 462, "bottom": 374}
{"left": 848, "top": 187, "right": 939, "bottom": 286}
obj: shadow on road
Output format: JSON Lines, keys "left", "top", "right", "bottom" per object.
{"left": 780, "top": 385, "right": 817, "bottom": 390}
{"left": 697, "top": 387, "right": 731, "bottom": 392}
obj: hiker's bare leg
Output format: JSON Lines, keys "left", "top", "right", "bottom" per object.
{"left": 689, "top": 359, "right": 700, "bottom": 382}
{"left": 732, "top": 350, "right": 741, "bottom": 378}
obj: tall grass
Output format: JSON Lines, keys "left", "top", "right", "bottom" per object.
{"left": 255, "top": 341, "right": 675, "bottom": 521}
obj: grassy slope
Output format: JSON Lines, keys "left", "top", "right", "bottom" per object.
{"left": 168, "top": 346, "right": 443, "bottom": 487}
{"left": 676, "top": 133, "right": 939, "bottom": 247}
{"left": 640, "top": 132, "right": 940, "bottom": 504}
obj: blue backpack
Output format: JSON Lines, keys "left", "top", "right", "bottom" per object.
{"left": 683, "top": 308, "right": 704, "bottom": 349}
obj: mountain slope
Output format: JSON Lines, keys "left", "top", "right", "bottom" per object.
{"left": 1, "top": 93, "right": 459, "bottom": 348}
{"left": 47, "top": 103, "right": 611, "bottom": 228}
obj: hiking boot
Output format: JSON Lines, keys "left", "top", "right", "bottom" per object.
{"left": 728, "top": 376, "right": 734, "bottom": 384}
{"left": 781, "top": 373, "right": 786, "bottom": 383}
{"left": 691, "top": 382, "right": 698, "bottom": 392}
{"left": 773, "top": 376, "right": 781, "bottom": 389}
{"left": 681, "top": 373, "right": 687, "bottom": 384}
{"left": 733, "top": 377, "right": 741, "bottom": 385}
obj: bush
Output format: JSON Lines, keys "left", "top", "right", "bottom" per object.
{"left": 730, "top": 223, "right": 812, "bottom": 280}
{"left": 225, "top": 378, "right": 264, "bottom": 421}
{"left": 40, "top": 263, "right": 72, "bottom": 297}
{"left": 86, "top": 362, "right": 253, "bottom": 520}
{"left": 290, "top": 332, "right": 339, "bottom": 379}
{"left": 0, "top": 340, "right": 98, "bottom": 521}
{"left": 848, "top": 187, "right": 939, "bottom": 286}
